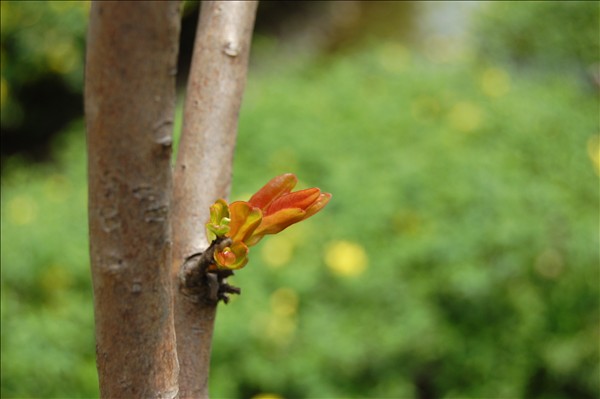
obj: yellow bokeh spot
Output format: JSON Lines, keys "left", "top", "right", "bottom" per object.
{"left": 480, "top": 67, "right": 511, "bottom": 98}
{"left": 7, "top": 195, "right": 38, "bottom": 225}
{"left": 251, "top": 394, "right": 284, "bottom": 399}
{"left": 260, "top": 235, "right": 294, "bottom": 268}
{"left": 447, "top": 101, "right": 483, "bottom": 133}
{"left": 325, "top": 240, "right": 368, "bottom": 277}
{"left": 587, "top": 134, "right": 600, "bottom": 176}
{"left": 270, "top": 287, "right": 299, "bottom": 317}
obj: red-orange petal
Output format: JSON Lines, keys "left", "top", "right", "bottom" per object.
{"left": 248, "top": 173, "right": 298, "bottom": 210}
{"left": 228, "top": 201, "right": 262, "bottom": 243}
{"left": 266, "top": 188, "right": 321, "bottom": 215}
{"left": 304, "top": 192, "right": 332, "bottom": 218}
{"left": 250, "top": 207, "right": 307, "bottom": 241}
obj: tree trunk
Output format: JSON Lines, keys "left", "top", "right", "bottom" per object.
{"left": 85, "top": 2, "right": 181, "bottom": 397}
{"left": 87, "top": 1, "right": 257, "bottom": 397}
{"left": 171, "top": 1, "right": 258, "bottom": 397}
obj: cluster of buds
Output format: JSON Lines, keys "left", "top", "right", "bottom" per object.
{"left": 206, "top": 173, "right": 331, "bottom": 271}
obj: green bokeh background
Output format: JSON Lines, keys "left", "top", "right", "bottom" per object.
{"left": 1, "top": 2, "right": 599, "bottom": 398}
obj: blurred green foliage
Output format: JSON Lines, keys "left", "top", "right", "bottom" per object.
{"left": 213, "top": 45, "right": 599, "bottom": 399}
{"left": 1, "top": 122, "right": 97, "bottom": 397}
{"left": 472, "top": 1, "right": 599, "bottom": 71}
{"left": 2, "top": 2, "right": 599, "bottom": 399}
{"left": 0, "top": 1, "right": 88, "bottom": 129}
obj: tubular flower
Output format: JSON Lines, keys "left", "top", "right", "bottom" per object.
{"left": 205, "top": 173, "right": 331, "bottom": 270}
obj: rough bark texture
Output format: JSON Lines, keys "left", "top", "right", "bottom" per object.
{"left": 171, "top": 1, "right": 258, "bottom": 398}
{"left": 85, "top": 2, "right": 181, "bottom": 398}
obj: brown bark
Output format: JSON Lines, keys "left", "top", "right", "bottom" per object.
{"left": 85, "top": 2, "right": 181, "bottom": 398}
{"left": 171, "top": 1, "right": 258, "bottom": 398}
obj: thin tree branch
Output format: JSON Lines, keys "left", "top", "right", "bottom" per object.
{"left": 171, "top": 1, "right": 258, "bottom": 397}
{"left": 85, "top": 2, "right": 181, "bottom": 397}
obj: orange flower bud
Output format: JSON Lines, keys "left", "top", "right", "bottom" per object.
{"left": 206, "top": 173, "right": 331, "bottom": 270}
